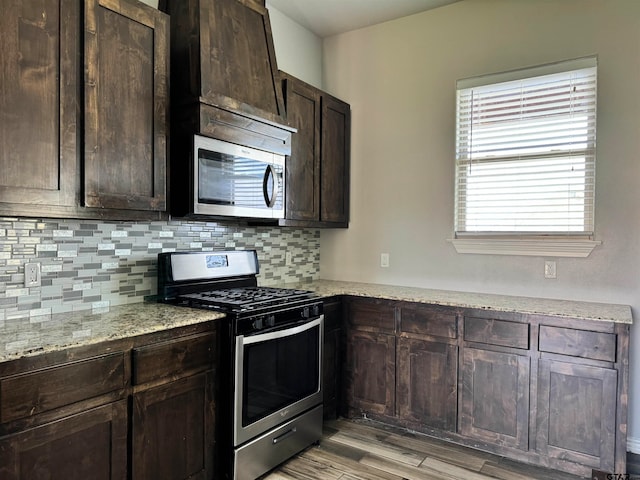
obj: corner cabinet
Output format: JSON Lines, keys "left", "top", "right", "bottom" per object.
{"left": 0, "top": 322, "right": 217, "bottom": 480}
{"left": 342, "top": 296, "right": 630, "bottom": 478}
{"left": 0, "top": 0, "right": 168, "bottom": 220}
{"left": 280, "top": 72, "right": 351, "bottom": 228}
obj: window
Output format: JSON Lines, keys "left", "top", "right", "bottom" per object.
{"left": 452, "top": 57, "right": 600, "bottom": 257}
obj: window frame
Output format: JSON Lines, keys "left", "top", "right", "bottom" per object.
{"left": 450, "top": 57, "right": 600, "bottom": 257}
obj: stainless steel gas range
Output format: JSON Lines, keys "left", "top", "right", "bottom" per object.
{"left": 157, "top": 250, "right": 323, "bottom": 480}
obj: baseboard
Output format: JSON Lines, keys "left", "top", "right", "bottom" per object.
{"left": 628, "top": 436, "right": 640, "bottom": 454}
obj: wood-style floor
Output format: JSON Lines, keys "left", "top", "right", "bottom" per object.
{"left": 262, "top": 418, "right": 591, "bottom": 480}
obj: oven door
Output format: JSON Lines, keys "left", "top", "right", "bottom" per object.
{"left": 234, "top": 315, "right": 323, "bottom": 446}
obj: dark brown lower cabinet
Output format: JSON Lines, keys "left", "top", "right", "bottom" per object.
{"left": 342, "top": 297, "right": 629, "bottom": 477}
{"left": 132, "top": 372, "right": 214, "bottom": 480}
{"left": 460, "top": 347, "right": 530, "bottom": 451}
{"left": 536, "top": 359, "right": 617, "bottom": 472}
{"left": 396, "top": 337, "right": 457, "bottom": 432}
{"left": 346, "top": 330, "right": 396, "bottom": 417}
{"left": 0, "top": 400, "right": 128, "bottom": 480}
{"left": 323, "top": 299, "right": 343, "bottom": 420}
{"left": 0, "top": 322, "right": 217, "bottom": 480}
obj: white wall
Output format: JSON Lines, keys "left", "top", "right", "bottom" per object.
{"left": 266, "top": 2, "right": 323, "bottom": 89}
{"left": 320, "top": 0, "right": 640, "bottom": 447}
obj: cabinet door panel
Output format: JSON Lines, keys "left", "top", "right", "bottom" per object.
{"left": 202, "top": 0, "right": 286, "bottom": 124}
{"left": 0, "top": 0, "right": 78, "bottom": 207}
{"left": 346, "top": 331, "right": 395, "bottom": 416}
{"left": 536, "top": 359, "right": 616, "bottom": 471}
{"left": 321, "top": 94, "right": 350, "bottom": 224}
{"left": 132, "top": 372, "right": 214, "bottom": 480}
{"left": 84, "top": 0, "right": 168, "bottom": 211}
{"left": 283, "top": 76, "right": 321, "bottom": 221}
{"left": 323, "top": 299, "right": 343, "bottom": 420}
{"left": 397, "top": 338, "right": 457, "bottom": 431}
{"left": 460, "top": 348, "right": 529, "bottom": 450}
{"left": 0, "top": 400, "right": 127, "bottom": 480}
{"left": 132, "top": 332, "right": 215, "bottom": 385}
{"left": 347, "top": 297, "right": 396, "bottom": 333}
{"left": 1, "top": 352, "right": 126, "bottom": 422}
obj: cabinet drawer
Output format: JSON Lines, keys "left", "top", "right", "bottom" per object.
{"left": 539, "top": 326, "right": 616, "bottom": 362}
{"left": 133, "top": 332, "right": 215, "bottom": 385}
{"left": 400, "top": 305, "right": 457, "bottom": 339}
{"left": 0, "top": 352, "right": 126, "bottom": 423}
{"left": 464, "top": 317, "right": 529, "bottom": 349}
{"left": 347, "top": 298, "right": 395, "bottom": 333}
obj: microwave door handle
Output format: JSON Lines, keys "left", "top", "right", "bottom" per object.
{"left": 262, "top": 164, "right": 279, "bottom": 208}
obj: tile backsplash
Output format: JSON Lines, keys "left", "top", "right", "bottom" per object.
{"left": 0, "top": 217, "right": 319, "bottom": 321}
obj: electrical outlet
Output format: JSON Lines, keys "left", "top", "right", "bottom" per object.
{"left": 544, "top": 260, "right": 557, "bottom": 279}
{"left": 380, "top": 253, "right": 390, "bottom": 268}
{"left": 25, "top": 262, "right": 41, "bottom": 287}
{"left": 285, "top": 251, "right": 292, "bottom": 266}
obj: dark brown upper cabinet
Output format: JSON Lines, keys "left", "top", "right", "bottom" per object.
{"left": 0, "top": 0, "right": 168, "bottom": 220}
{"left": 159, "top": 0, "right": 294, "bottom": 220}
{"left": 84, "top": 0, "right": 168, "bottom": 213}
{"left": 280, "top": 73, "right": 351, "bottom": 228}
{"left": 0, "top": 0, "right": 80, "bottom": 216}
{"left": 160, "top": 0, "right": 286, "bottom": 128}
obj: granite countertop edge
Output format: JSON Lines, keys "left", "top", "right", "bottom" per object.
{"left": 276, "top": 280, "right": 633, "bottom": 325}
{"left": 1, "top": 280, "right": 632, "bottom": 363}
{"left": 0, "top": 303, "right": 225, "bottom": 364}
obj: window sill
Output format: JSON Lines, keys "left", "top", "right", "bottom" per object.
{"left": 448, "top": 237, "right": 601, "bottom": 258}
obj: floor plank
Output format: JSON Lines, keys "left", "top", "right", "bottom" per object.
{"left": 262, "top": 418, "right": 591, "bottom": 480}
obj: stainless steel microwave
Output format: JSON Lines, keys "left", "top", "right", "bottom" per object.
{"left": 193, "top": 135, "right": 285, "bottom": 219}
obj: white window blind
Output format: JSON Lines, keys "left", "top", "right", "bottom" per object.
{"left": 455, "top": 57, "right": 597, "bottom": 236}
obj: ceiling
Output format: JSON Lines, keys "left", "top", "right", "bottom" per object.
{"left": 266, "top": 0, "right": 462, "bottom": 38}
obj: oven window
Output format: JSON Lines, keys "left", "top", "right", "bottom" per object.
{"left": 242, "top": 325, "right": 320, "bottom": 427}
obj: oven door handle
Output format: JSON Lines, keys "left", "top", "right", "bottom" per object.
{"left": 239, "top": 316, "right": 322, "bottom": 345}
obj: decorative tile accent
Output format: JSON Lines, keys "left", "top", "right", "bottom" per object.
{"left": 0, "top": 217, "right": 320, "bottom": 321}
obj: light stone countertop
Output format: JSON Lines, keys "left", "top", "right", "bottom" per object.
{"left": 277, "top": 279, "right": 633, "bottom": 325}
{"left": 1, "top": 280, "right": 631, "bottom": 363}
{"left": 0, "top": 303, "right": 224, "bottom": 363}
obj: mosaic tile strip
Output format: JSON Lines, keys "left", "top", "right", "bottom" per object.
{"left": 0, "top": 217, "right": 320, "bottom": 321}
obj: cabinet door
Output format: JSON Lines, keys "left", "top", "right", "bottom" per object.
{"left": 397, "top": 337, "right": 457, "bottom": 431}
{"left": 323, "top": 300, "right": 342, "bottom": 420}
{"left": 320, "top": 94, "right": 350, "bottom": 225}
{"left": 0, "top": 401, "right": 127, "bottom": 480}
{"left": 283, "top": 75, "right": 321, "bottom": 222}
{"left": 0, "top": 0, "right": 79, "bottom": 211}
{"left": 132, "top": 372, "right": 214, "bottom": 480}
{"left": 536, "top": 359, "right": 617, "bottom": 472}
{"left": 460, "top": 348, "right": 530, "bottom": 451}
{"left": 84, "top": 0, "right": 168, "bottom": 212}
{"left": 201, "top": 0, "right": 286, "bottom": 125}
{"left": 346, "top": 330, "right": 395, "bottom": 417}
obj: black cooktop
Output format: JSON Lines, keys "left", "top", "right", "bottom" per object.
{"left": 177, "top": 286, "right": 317, "bottom": 312}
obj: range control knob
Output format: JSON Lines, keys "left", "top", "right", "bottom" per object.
{"left": 252, "top": 317, "right": 264, "bottom": 330}
{"left": 301, "top": 306, "right": 310, "bottom": 318}
{"left": 265, "top": 315, "right": 275, "bottom": 327}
